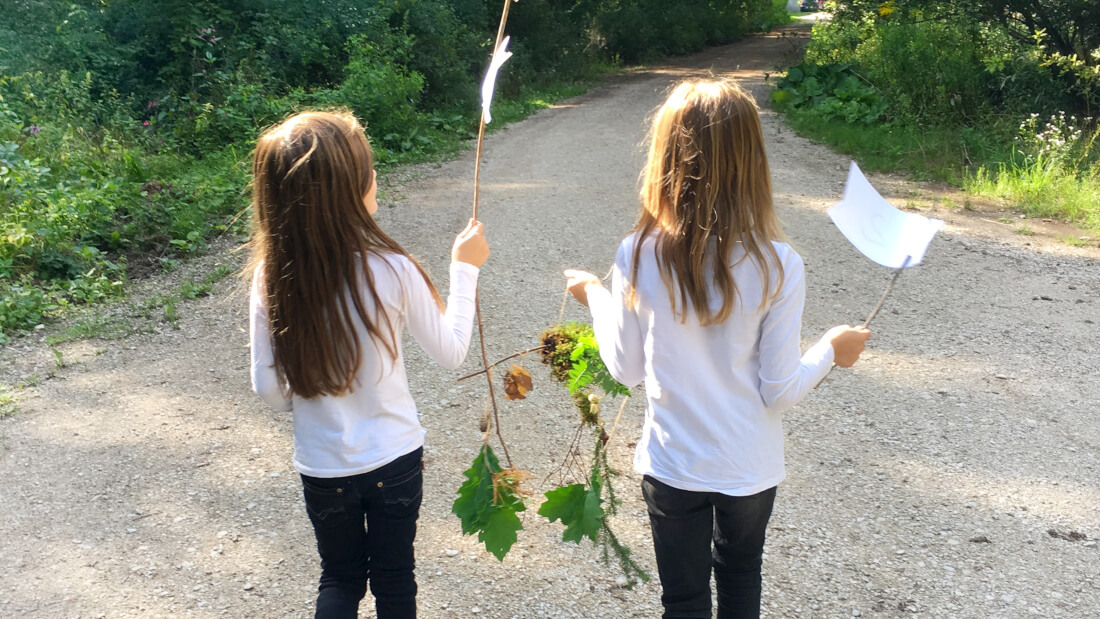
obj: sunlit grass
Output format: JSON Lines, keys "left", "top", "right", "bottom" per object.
{"left": 966, "top": 160, "right": 1100, "bottom": 232}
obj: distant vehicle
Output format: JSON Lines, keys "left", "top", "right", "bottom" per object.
{"left": 800, "top": 0, "right": 825, "bottom": 11}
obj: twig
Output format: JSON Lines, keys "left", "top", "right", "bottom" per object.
{"left": 603, "top": 397, "right": 631, "bottom": 446}
{"left": 540, "top": 422, "right": 586, "bottom": 489}
{"left": 557, "top": 283, "right": 570, "bottom": 324}
{"left": 474, "top": 292, "right": 512, "bottom": 467}
{"left": 815, "top": 256, "right": 912, "bottom": 389}
{"left": 457, "top": 345, "right": 550, "bottom": 382}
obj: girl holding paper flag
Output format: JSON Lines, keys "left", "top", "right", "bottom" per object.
{"left": 564, "top": 79, "right": 872, "bottom": 619}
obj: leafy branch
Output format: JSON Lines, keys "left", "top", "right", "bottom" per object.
{"left": 451, "top": 321, "right": 648, "bottom": 582}
{"left": 452, "top": 444, "right": 528, "bottom": 561}
{"left": 533, "top": 322, "right": 648, "bottom": 583}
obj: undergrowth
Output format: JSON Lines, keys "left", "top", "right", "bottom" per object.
{"left": 771, "top": 11, "right": 1100, "bottom": 234}
{"left": 2, "top": 0, "right": 780, "bottom": 342}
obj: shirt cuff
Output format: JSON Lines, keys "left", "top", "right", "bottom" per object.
{"left": 804, "top": 337, "right": 836, "bottom": 385}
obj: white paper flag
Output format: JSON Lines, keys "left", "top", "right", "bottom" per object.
{"left": 481, "top": 36, "right": 513, "bottom": 124}
{"left": 828, "top": 161, "right": 944, "bottom": 268}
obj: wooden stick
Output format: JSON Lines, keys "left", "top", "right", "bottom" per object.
{"left": 470, "top": 0, "right": 517, "bottom": 466}
{"left": 471, "top": 0, "right": 515, "bottom": 221}
{"left": 472, "top": 120, "right": 488, "bottom": 220}
{"left": 861, "top": 255, "right": 911, "bottom": 328}
{"left": 457, "top": 345, "right": 550, "bottom": 383}
{"left": 473, "top": 293, "right": 512, "bottom": 467}
{"left": 603, "top": 397, "right": 631, "bottom": 446}
{"left": 814, "top": 255, "right": 912, "bottom": 389}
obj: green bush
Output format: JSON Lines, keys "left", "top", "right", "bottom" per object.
{"left": 803, "top": 9, "right": 1078, "bottom": 126}
{"left": 336, "top": 34, "right": 426, "bottom": 142}
{"left": 595, "top": 0, "right": 769, "bottom": 64}
{"left": 777, "top": 2, "right": 1100, "bottom": 232}
{"left": 773, "top": 63, "right": 888, "bottom": 124}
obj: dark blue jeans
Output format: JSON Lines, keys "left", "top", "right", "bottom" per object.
{"left": 300, "top": 447, "right": 423, "bottom": 619}
{"left": 642, "top": 476, "right": 777, "bottom": 619}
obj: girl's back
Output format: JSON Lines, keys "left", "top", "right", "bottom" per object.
{"left": 605, "top": 233, "right": 828, "bottom": 495}
{"left": 251, "top": 251, "right": 479, "bottom": 478}
{"left": 247, "top": 110, "right": 489, "bottom": 618}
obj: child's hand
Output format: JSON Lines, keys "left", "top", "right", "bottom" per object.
{"left": 564, "top": 269, "right": 603, "bottom": 307}
{"left": 825, "top": 325, "right": 872, "bottom": 368}
{"left": 453, "top": 219, "right": 489, "bottom": 267}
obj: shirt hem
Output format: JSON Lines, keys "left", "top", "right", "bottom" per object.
{"left": 640, "top": 469, "right": 786, "bottom": 497}
{"left": 293, "top": 438, "right": 425, "bottom": 479}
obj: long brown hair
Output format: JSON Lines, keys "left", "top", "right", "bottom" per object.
{"left": 631, "top": 78, "right": 786, "bottom": 326}
{"left": 248, "top": 110, "right": 441, "bottom": 398}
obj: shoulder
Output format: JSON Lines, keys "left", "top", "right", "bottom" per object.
{"left": 375, "top": 251, "right": 413, "bottom": 271}
{"left": 767, "top": 241, "right": 806, "bottom": 290}
{"left": 366, "top": 251, "right": 416, "bottom": 281}
{"left": 767, "top": 241, "right": 804, "bottom": 271}
{"left": 616, "top": 232, "right": 653, "bottom": 263}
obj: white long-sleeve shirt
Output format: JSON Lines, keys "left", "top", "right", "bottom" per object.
{"left": 250, "top": 254, "right": 479, "bottom": 478}
{"left": 586, "top": 234, "right": 834, "bottom": 496}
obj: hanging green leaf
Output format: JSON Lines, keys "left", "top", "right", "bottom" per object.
{"left": 453, "top": 445, "right": 499, "bottom": 533}
{"left": 538, "top": 480, "right": 605, "bottom": 544}
{"left": 479, "top": 506, "right": 523, "bottom": 560}
{"left": 452, "top": 445, "right": 526, "bottom": 560}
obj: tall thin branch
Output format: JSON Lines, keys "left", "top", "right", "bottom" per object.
{"left": 471, "top": 0, "right": 516, "bottom": 467}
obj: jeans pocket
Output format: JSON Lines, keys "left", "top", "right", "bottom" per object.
{"left": 301, "top": 476, "right": 352, "bottom": 529}
{"left": 379, "top": 461, "right": 423, "bottom": 519}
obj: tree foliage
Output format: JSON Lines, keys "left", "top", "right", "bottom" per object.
{"left": 828, "top": 0, "right": 1099, "bottom": 111}
{"left": 0, "top": 0, "right": 777, "bottom": 339}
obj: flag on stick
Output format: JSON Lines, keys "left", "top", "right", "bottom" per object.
{"left": 828, "top": 161, "right": 943, "bottom": 268}
{"left": 814, "top": 162, "right": 944, "bottom": 388}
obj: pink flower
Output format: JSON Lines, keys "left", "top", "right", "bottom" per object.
{"left": 143, "top": 120, "right": 150, "bottom": 126}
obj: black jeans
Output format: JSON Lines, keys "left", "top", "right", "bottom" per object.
{"left": 642, "top": 476, "right": 777, "bottom": 619}
{"left": 300, "top": 447, "right": 423, "bottom": 619}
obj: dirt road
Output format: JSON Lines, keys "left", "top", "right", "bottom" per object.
{"left": 2, "top": 23, "right": 1098, "bottom": 618}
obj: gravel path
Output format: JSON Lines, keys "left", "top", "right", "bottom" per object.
{"left": 2, "top": 24, "right": 1098, "bottom": 618}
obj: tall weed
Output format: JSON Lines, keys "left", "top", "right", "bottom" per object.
{"left": 967, "top": 114, "right": 1100, "bottom": 229}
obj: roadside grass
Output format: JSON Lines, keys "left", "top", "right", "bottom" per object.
{"left": 965, "top": 160, "right": 1100, "bottom": 231}
{"left": 1059, "top": 235, "right": 1093, "bottom": 247}
{"left": 779, "top": 108, "right": 1100, "bottom": 234}
{"left": 781, "top": 107, "right": 1009, "bottom": 182}
{"left": 0, "top": 386, "right": 15, "bottom": 419}
{"left": 45, "top": 263, "right": 237, "bottom": 346}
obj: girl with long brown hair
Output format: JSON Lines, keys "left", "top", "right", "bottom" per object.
{"left": 565, "top": 79, "right": 870, "bottom": 618}
{"left": 248, "top": 111, "right": 488, "bottom": 618}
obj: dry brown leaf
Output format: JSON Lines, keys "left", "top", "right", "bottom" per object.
{"left": 503, "top": 364, "right": 534, "bottom": 400}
